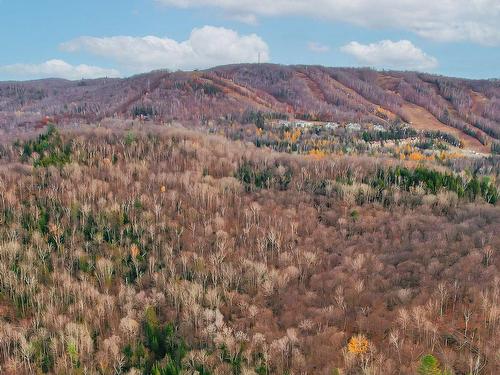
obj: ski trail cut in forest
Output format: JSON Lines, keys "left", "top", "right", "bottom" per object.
{"left": 202, "top": 73, "right": 284, "bottom": 111}
{"left": 294, "top": 71, "right": 327, "bottom": 102}
{"left": 376, "top": 74, "right": 489, "bottom": 153}
{"left": 402, "top": 102, "right": 489, "bottom": 153}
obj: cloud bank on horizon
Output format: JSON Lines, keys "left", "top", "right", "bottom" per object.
{"left": 0, "top": 0, "right": 497, "bottom": 80}
{"left": 0, "top": 60, "right": 120, "bottom": 81}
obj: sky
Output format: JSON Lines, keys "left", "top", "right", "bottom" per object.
{"left": 0, "top": 0, "right": 499, "bottom": 80}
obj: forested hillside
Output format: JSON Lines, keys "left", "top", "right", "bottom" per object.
{"left": 0, "top": 123, "right": 498, "bottom": 374}
{"left": 1, "top": 65, "right": 499, "bottom": 154}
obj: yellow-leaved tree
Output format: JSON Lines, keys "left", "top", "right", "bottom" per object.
{"left": 347, "top": 334, "right": 369, "bottom": 355}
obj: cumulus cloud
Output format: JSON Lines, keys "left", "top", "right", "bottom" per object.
{"left": 156, "top": 0, "right": 500, "bottom": 46}
{"left": 341, "top": 40, "right": 438, "bottom": 71}
{"left": 308, "top": 42, "right": 330, "bottom": 53}
{"left": 61, "top": 26, "right": 269, "bottom": 73}
{"left": 0, "top": 59, "right": 121, "bottom": 80}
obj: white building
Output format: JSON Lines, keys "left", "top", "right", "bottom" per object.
{"left": 325, "top": 122, "right": 340, "bottom": 130}
{"left": 278, "top": 120, "right": 292, "bottom": 127}
{"left": 294, "top": 121, "right": 314, "bottom": 128}
{"left": 373, "top": 124, "right": 386, "bottom": 132}
{"left": 346, "top": 122, "right": 361, "bottom": 131}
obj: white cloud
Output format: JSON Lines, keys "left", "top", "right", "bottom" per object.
{"left": 155, "top": 0, "right": 500, "bottom": 46}
{"left": 0, "top": 59, "right": 121, "bottom": 80}
{"left": 341, "top": 40, "right": 438, "bottom": 71}
{"left": 308, "top": 42, "right": 330, "bottom": 53}
{"left": 61, "top": 26, "right": 270, "bottom": 73}
{"left": 229, "top": 13, "right": 258, "bottom": 25}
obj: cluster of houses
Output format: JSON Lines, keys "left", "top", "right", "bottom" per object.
{"left": 278, "top": 119, "right": 343, "bottom": 129}
{"left": 346, "top": 122, "right": 361, "bottom": 131}
{"left": 277, "top": 120, "right": 314, "bottom": 128}
{"left": 276, "top": 119, "right": 387, "bottom": 132}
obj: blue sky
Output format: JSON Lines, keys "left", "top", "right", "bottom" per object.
{"left": 0, "top": 0, "right": 499, "bottom": 80}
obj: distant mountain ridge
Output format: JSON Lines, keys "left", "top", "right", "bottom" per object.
{"left": 1, "top": 64, "right": 498, "bottom": 151}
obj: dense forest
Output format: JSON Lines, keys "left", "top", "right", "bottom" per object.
{"left": 0, "top": 122, "right": 498, "bottom": 374}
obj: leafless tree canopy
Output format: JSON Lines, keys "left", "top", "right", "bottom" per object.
{"left": 0, "top": 119, "right": 498, "bottom": 374}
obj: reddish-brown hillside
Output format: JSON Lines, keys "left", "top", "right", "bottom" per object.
{"left": 0, "top": 64, "right": 498, "bottom": 151}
